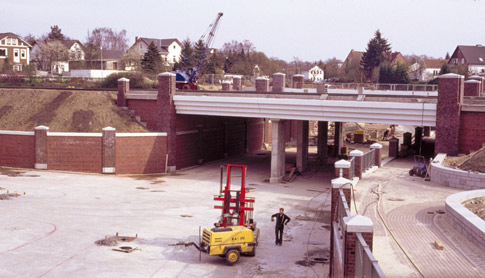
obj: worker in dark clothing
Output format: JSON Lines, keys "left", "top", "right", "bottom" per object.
{"left": 271, "top": 208, "right": 291, "bottom": 246}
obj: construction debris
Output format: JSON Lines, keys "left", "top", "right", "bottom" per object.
{"left": 112, "top": 246, "right": 140, "bottom": 253}
{"left": 95, "top": 234, "right": 137, "bottom": 246}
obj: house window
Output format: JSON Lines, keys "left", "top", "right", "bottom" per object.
{"left": 139, "top": 44, "right": 142, "bottom": 50}
{"left": 14, "top": 50, "right": 18, "bottom": 57}
{"left": 461, "top": 58, "right": 465, "bottom": 64}
{"left": 21, "top": 49, "right": 26, "bottom": 59}
{"left": 0, "top": 48, "right": 6, "bottom": 57}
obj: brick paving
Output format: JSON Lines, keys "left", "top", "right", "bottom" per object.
{"left": 353, "top": 158, "right": 485, "bottom": 278}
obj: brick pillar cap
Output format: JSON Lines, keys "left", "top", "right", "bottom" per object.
{"left": 335, "top": 159, "right": 351, "bottom": 169}
{"left": 344, "top": 215, "right": 373, "bottom": 233}
{"left": 256, "top": 77, "right": 269, "bottom": 80}
{"left": 222, "top": 80, "right": 230, "bottom": 84}
{"left": 468, "top": 75, "right": 483, "bottom": 80}
{"left": 349, "top": 150, "right": 364, "bottom": 157}
{"left": 439, "top": 73, "right": 464, "bottom": 79}
{"left": 273, "top": 72, "right": 285, "bottom": 76}
{"left": 233, "top": 76, "right": 241, "bottom": 79}
{"left": 118, "top": 77, "right": 129, "bottom": 82}
{"left": 370, "top": 143, "right": 383, "bottom": 149}
{"left": 102, "top": 126, "right": 116, "bottom": 131}
{"left": 331, "top": 177, "right": 353, "bottom": 189}
{"left": 293, "top": 74, "right": 304, "bottom": 77}
{"left": 35, "top": 125, "right": 49, "bottom": 130}
{"left": 158, "top": 72, "right": 176, "bottom": 77}
{"left": 465, "top": 80, "right": 481, "bottom": 84}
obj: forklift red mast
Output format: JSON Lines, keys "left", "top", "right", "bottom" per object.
{"left": 214, "top": 164, "right": 255, "bottom": 228}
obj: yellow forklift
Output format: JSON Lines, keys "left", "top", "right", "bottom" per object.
{"left": 171, "top": 164, "right": 259, "bottom": 265}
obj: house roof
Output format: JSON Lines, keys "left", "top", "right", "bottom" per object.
{"left": 101, "top": 49, "right": 123, "bottom": 60}
{"left": 452, "top": 45, "right": 485, "bottom": 65}
{"left": 137, "top": 37, "right": 181, "bottom": 53}
{"left": 0, "top": 32, "right": 32, "bottom": 47}
{"left": 59, "top": 40, "right": 85, "bottom": 50}
{"left": 302, "top": 65, "right": 323, "bottom": 71}
{"left": 423, "top": 59, "right": 447, "bottom": 69}
{"left": 342, "top": 49, "right": 364, "bottom": 68}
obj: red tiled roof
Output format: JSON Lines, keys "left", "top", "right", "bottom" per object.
{"left": 423, "top": 59, "right": 447, "bottom": 69}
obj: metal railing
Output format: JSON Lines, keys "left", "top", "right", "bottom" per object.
{"left": 326, "top": 82, "right": 438, "bottom": 92}
{"left": 362, "top": 149, "right": 376, "bottom": 172}
{"left": 355, "top": 233, "right": 386, "bottom": 278}
{"left": 349, "top": 157, "right": 355, "bottom": 180}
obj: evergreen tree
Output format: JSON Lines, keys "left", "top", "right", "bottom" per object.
{"left": 194, "top": 39, "right": 207, "bottom": 68}
{"left": 378, "top": 63, "right": 392, "bottom": 83}
{"left": 360, "top": 30, "right": 391, "bottom": 82}
{"left": 141, "top": 42, "right": 163, "bottom": 74}
{"left": 394, "top": 63, "right": 410, "bottom": 84}
{"left": 48, "top": 25, "right": 65, "bottom": 41}
{"left": 177, "top": 38, "right": 194, "bottom": 70}
{"left": 445, "top": 52, "right": 450, "bottom": 60}
{"left": 440, "top": 63, "right": 450, "bottom": 74}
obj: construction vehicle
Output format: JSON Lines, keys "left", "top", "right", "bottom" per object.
{"left": 175, "top": 12, "right": 223, "bottom": 90}
{"left": 409, "top": 155, "right": 428, "bottom": 178}
{"left": 170, "top": 164, "right": 259, "bottom": 265}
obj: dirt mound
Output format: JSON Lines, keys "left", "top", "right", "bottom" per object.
{"left": 444, "top": 147, "right": 485, "bottom": 173}
{"left": 462, "top": 197, "right": 485, "bottom": 221}
{"left": 0, "top": 88, "right": 149, "bottom": 132}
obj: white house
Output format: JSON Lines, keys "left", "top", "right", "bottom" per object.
{"left": 127, "top": 37, "right": 182, "bottom": 67}
{"left": 31, "top": 40, "right": 86, "bottom": 74}
{"left": 409, "top": 59, "right": 447, "bottom": 82}
{"left": 302, "top": 65, "right": 324, "bottom": 82}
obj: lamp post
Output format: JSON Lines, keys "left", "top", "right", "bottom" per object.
{"left": 100, "top": 46, "right": 103, "bottom": 77}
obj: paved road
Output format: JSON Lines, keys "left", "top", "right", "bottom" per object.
{"left": 354, "top": 159, "right": 485, "bottom": 278}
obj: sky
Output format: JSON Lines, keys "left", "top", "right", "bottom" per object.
{"left": 2, "top": 0, "right": 485, "bottom": 62}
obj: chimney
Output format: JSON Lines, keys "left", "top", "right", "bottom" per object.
{"left": 135, "top": 36, "right": 138, "bottom": 41}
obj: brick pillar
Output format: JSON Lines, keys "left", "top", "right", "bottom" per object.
{"left": 272, "top": 73, "right": 285, "bottom": 92}
{"left": 464, "top": 80, "right": 480, "bottom": 96}
{"left": 423, "top": 126, "right": 431, "bottom": 137}
{"left": 102, "top": 126, "right": 116, "bottom": 174}
{"left": 292, "top": 74, "right": 304, "bottom": 89}
{"left": 221, "top": 81, "right": 231, "bottom": 91}
{"left": 389, "top": 137, "right": 399, "bottom": 157}
{"left": 317, "top": 121, "right": 328, "bottom": 164}
{"left": 370, "top": 143, "right": 382, "bottom": 167}
{"left": 468, "top": 75, "right": 484, "bottom": 95}
{"left": 436, "top": 73, "right": 463, "bottom": 156}
{"left": 349, "top": 150, "right": 363, "bottom": 179}
{"left": 117, "top": 77, "right": 129, "bottom": 107}
{"left": 334, "top": 159, "right": 351, "bottom": 179}
{"left": 414, "top": 126, "right": 422, "bottom": 154}
{"left": 157, "top": 72, "right": 177, "bottom": 172}
{"left": 343, "top": 215, "right": 374, "bottom": 277}
{"left": 34, "top": 125, "right": 49, "bottom": 170}
{"left": 232, "top": 76, "right": 241, "bottom": 91}
{"left": 255, "top": 77, "right": 269, "bottom": 92}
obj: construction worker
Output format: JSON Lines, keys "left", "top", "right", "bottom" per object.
{"left": 271, "top": 208, "right": 291, "bottom": 246}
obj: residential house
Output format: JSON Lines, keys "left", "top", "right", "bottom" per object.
{"left": 302, "top": 65, "right": 324, "bottom": 82}
{"left": 341, "top": 49, "right": 364, "bottom": 70}
{"left": 0, "top": 32, "right": 32, "bottom": 71}
{"left": 100, "top": 49, "right": 123, "bottom": 70}
{"left": 409, "top": 59, "right": 447, "bottom": 82}
{"left": 126, "top": 37, "right": 182, "bottom": 69}
{"left": 449, "top": 45, "right": 485, "bottom": 75}
{"left": 31, "top": 39, "right": 86, "bottom": 74}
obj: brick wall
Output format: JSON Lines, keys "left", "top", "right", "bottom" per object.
{"left": 459, "top": 111, "right": 485, "bottom": 154}
{"left": 47, "top": 136, "right": 102, "bottom": 173}
{"left": 0, "top": 133, "right": 35, "bottom": 168}
{"left": 115, "top": 136, "right": 167, "bottom": 174}
{"left": 127, "top": 99, "right": 158, "bottom": 130}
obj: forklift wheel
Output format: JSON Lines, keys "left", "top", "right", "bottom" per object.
{"left": 409, "top": 169, "right": 414, "bottom": 176}
{"left": 225, "top": 249, "right": 240, "bottom": 265}
{"left": 247, "top": 246, "right": 256, "bottom": 257}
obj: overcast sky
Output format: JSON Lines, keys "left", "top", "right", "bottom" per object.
{"left": 2, "top": 0, "right": 484, "bottom": 62}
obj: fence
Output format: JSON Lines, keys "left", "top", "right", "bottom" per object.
{"left": 349, "top": 156, "right": 355, "bottom": 180}
{"left": 326, "top": 83, "right": 438, "bottom": 92}
{"left": 362, "top": 149, "right": 376, "bottom": 172}
{"left": 355, "top": 233, "right": 386, "bottom": 277}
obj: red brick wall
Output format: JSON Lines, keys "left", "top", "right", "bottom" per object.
{"left": 127, "top": 99, "right": 158, "bottom": 130}
{"left": 176, "top": 132, "right": 199, "bottom": 169}
{"left": 47, "top": 136, "right": 102, "bottom": 173}
{"left": 115, "top": 136, "right": 167, "bottom": 174}
{"left": 459, "top": 111, "right": 485, "bottom": 154}
{"left": 0, "top": 134, "right": 35, "bottom": 168}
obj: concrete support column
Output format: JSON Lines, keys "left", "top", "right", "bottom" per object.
{"left": 334, "top": 122, "right": 344, "bottom": 156}
{"left": 102, "top": 126, "right": 116, "bottom": 174}
{"left": 232, "top": 76, "right": 242, "bottom": 91}
{"left": 464, "top": 80, "right": 480, "bottom": 96}
{"left": 270, "top": 119, "right": 286, "bottom": 183}
{"left": 370, "top": 143, "right": 382, "bottom": 167}
{"left": 296, "top": 120, "right": 309, "bottom": 172}
{"left": 317, "top": 121, "right": 328, "bottom": 164}
{"left": 221, "top": 81, "right": 231, "bottom": 91}
{"left": 334, "top": 159, "right": 351, "bottom": 179}
{"left": 414, "top": 126, "right": 423, "bottom": 154}
{"left": 255, "top": 77, "right": 269, "bottom": 92}
{"left": 349, "top": 150, "right": 363, "bottom": 179}
{"left": 343, "top": 215, "right": 374, "bottom": 277}
{"left": 157, "top": 72, "right": 177, "bottom": 172}
{"left": 117, "top": 78, "right": 129, "bottom": 107}
{"left": 292, "top": 74, "right": 304, "bottom": 89}
{"left": 34, "top": 125, "right": 49, "bottom": 170}
{"left": 272, "top": 73, "right": 286, "bottom": 92}
{"left": 436, "top": 73, "right": 463, "bottom": 156}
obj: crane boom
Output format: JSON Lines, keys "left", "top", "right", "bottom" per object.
{"left": 196, "top": 12, "right": 223, "bottom": 72}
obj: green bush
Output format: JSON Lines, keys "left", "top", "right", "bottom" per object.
{"left": 101, "top": 72, "right": 155, "bottom": 89}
